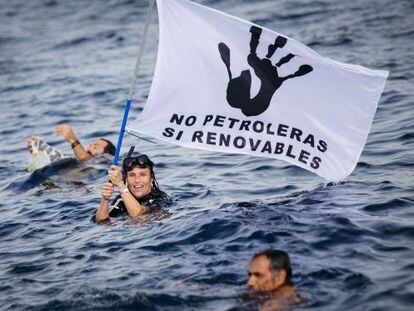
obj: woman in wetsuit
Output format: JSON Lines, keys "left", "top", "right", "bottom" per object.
{"left": 95, "top": 149, "right": 171, "bottom": 223}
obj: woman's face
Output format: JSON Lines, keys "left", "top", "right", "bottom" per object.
{"left": 125, "top": 167, "right": 153, "bottom": 198}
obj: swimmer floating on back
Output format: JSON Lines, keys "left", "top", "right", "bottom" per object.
{"left": 27, "top": 124, "right": 115, "bottom": 171}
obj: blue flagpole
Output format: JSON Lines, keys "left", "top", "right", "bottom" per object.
{"left": 111, "top": 0, "right": 155, "bottom": 166}
{"left": 112, "top": 99, "right": 132, "bottom": 165}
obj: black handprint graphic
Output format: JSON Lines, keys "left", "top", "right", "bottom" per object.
{"left": 218, "top": 26, "right": 313, "bottom": 117}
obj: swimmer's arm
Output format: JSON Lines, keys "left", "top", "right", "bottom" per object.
{"left": 95, "top": 183, "right": 113, "bottom": 222}
{"left": 118, "top": 189, "right": 146, "bottom": 219}
{"left": 71, "top": 143, "right": 92, "bottom": 162}
{"left": 96, "top": 198, "right": 110, "bottom": 223}
{"left": 108, "top": 165, "right": 145, "bottom": 219}
{"left": 56, "top": 124, "right": 91, "bottom": 162}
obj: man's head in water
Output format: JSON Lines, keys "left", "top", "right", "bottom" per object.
{"left": 122, "top": 154, "right": 159, "bottom": 199}
{"left": 86, "top": 138, "right": 116, "bottom": 156}
{"left": 247, "top": 249, "right": 292, "bottom": 293}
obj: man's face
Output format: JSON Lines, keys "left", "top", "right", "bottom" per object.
{"left": 126, "top": 167, "right": 153, "bottom": 199}
{"left": 86, "top": 139, "right": 108, "bottom": 156}
{"left": 247, "top": 255, "right": 284, "bottom": 292}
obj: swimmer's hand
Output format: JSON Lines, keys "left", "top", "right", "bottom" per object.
{"left": 108, "top": 165, "right": 124, "bottom": 189}
{"left": 101, "top": 183, "right": 114, "bottom": 200}
{"left": 56, "top": 124, "right": 77, "bottom": 144}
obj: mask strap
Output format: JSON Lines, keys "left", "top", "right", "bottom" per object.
{"left": 126, "top": 146, "right": 135, "bottom": 158}
{"left": 123, "top": 146, "right": 135, "bottom": 184}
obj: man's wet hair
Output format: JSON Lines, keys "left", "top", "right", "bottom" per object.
{"left": 252, "top": 249, "right": 292, "bottom": 284}
{"left": 101, "top": 139, "right": 116, "bottom": 155}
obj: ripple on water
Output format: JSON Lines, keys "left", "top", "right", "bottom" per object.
{"left": 9, "top": 261, "right": 49, "bottom": 275}
{"left": 362, "top": 197, "right": 412, "bottom": 215}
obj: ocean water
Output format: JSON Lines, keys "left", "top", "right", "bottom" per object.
{"left": 0, "top": 0, "right": 413, "bottom": 310}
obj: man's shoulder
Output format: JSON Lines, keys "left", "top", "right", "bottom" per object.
{"left": 88, "top": 153, "right": 114, "bottom": 164}
{"left": 139, "top": 190, "right": 172, "bottom": 213}
{"left": 110, "top": 195, "right": 124, "bottom": 206}
{"left": 109, "top": 195, "right": 127, "bottom": 216}
{"left": 149, "top": 190, "right": 172, "bottom": 205}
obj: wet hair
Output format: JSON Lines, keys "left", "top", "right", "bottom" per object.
{"left": 252, "top": 249, "right": 292, "bottom": 284}
{"left": 100, "top": 138, "right": 116, "bottom": 155}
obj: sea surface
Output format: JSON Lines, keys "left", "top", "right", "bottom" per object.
{"left": 0, "top": 0, "right": 413, "bottom": 310}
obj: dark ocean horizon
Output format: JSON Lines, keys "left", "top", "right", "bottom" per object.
{"left": 0, "top": 0, "right": 413, "bottom": 310}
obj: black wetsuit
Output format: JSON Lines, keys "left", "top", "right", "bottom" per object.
{"left": 93, "top": 189, "right": 172, "bottom": 222}
{"left": 109, "top": 190, "right": 171, "bottom": 217}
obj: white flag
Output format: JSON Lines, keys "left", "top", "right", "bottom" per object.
{"left": 127, "top": 0, "right": 388, "bottom": 182}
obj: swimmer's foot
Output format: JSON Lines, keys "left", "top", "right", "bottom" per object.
{"left": 27, "top": 136, "right": 56, "bottom": 155}
{"left": 27, "top": 136, "right": 40, "bottom": 156}
{"left": 26, "top": 136, "right": 66, "bottom": 172}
